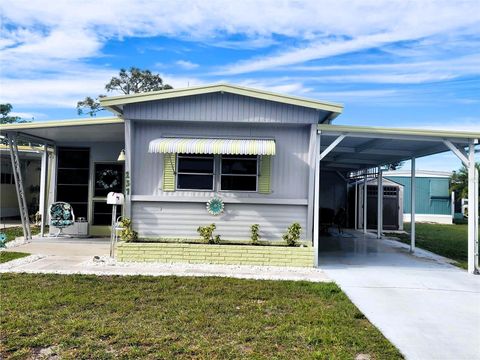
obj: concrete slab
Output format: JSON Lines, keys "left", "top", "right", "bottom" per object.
{"left": 1, "top": 237, "right": 330, "bottom": 283}
{"left": 319, "top": 231, "right": 480, "bottom": 360}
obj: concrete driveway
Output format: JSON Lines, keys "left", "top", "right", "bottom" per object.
{"left": 319, "top": 232, "right": 480, "bottom": 360}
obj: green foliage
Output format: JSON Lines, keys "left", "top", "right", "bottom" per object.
{"left": 77, "top": 67, "right": 172, "bottom": 116}
{"left": 0, "top": 103, "right": 31, "bottom": 124}
{"left": 282, "top": 222, "right": 302, "bottom": 246}
{"left": 250, "top": 224, "right": 260, "bottom": 245}
{"left": 2, "top": 226, "right": 41, "bottom": 242}
{"left": 197, "top": 224, "right": 221, "bottom": 244}
{"left": 0, "top": 251, "right": 30, "bottom": 264}
{"left": 450, "top": 163, "right": 480, "bottom": 200}
{"left": 118, "top": 218, "right": 138, "bottom": 242}
{"left": 386, "top": 223, "right": 470, "bottom": 269}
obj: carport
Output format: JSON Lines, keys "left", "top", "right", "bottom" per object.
{"left": 0, "top": 117, "right": 125, "bottom": 239}
{"left": 312, "top": 124, "right": 479, "bottom": 274}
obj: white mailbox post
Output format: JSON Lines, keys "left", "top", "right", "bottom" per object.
{"left": 107, "top": 192, "right": 124, "bottom": 258}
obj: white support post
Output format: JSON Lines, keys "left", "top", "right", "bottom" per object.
{"left": 473, "top": 168, "right": 480, "bottom": 274}
{"left": 307, "top": 124, "right": 318, "bottom": 242}
{"left": 411, "top": 157, "right": 416, "bottom": 252}
{"left": 313, "top": 131, "right": 321, "bottom": 267}
{"left": 467, "top": 141, "right": 476, "bottom": 273}
{"left": 39, "top": 145, "right": 49, "bottom": 237}
{"left": 377, "top": 167, "right": 383, "bottom": 239}
{"left": 451, "top": 191, "right": 455, "bottom": 221}
{"left": 354, "top": 182, "right": 358, "bottom": 230}
{"left": 124, "top": 120, "right": 133, "bottom": 218}
{"left": 363, "top": 171, "right": 367, "bottom": 234}
{"left": 475, "top": 166, "right": 479, "bottom": 272}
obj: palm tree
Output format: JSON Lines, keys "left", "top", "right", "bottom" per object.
{"left": 450, "top": 163, "right": 480, "bottom": 199}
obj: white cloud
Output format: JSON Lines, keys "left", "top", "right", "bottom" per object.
{"left": 1, "top": 0, "right": 479, "bottom": 109}
{"left": 175, "top": 60, "right": 199, "bottom": 70}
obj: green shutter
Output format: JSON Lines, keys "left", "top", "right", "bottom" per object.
{"left": 258, "top": 155, "right": 272, "bottom": 194}
{"left": 163, "top": 153, "right": 176, "bottom": 191}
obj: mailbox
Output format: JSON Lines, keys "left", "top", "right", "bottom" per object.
{"left": 107, "top": 192, "right": 124, "bottom": 205}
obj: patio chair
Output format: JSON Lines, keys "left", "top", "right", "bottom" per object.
{"left": 49, "top": 202, "right": 75, "bottom": 237}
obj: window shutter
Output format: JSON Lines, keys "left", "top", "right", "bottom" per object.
{"left": 163, "top": 153, "right": 176, "bottom": 191}
{"left": 258, "top": 155, "right": 272, "bottom": 194}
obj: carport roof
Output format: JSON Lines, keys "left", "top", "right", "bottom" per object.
{"left": 0, "top": 117, "right": 124, "bottom": 144}
{"left": 318, "top": 124, "right": 480, "bottom": 173}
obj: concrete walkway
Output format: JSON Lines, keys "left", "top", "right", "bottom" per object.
{"left": 319, "top": 232, "right": 480, "bottom": 360}
{"left": 1, "top": 236, "right": 330, "bottom": 282}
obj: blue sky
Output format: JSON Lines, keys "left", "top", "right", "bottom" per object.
{"left": 1, "top": 0, "right": 479, "bottom": 171}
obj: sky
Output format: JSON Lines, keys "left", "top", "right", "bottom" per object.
{"left": 1, "top": 0, "right": 479, "bottom": 171}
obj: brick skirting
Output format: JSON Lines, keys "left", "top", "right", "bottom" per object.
{"left": 116, "top": 242, "right": 314, "bottom": 267}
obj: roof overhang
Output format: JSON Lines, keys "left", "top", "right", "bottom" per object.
{"left": 0, "top": 117, "right": 125, "bottom": 144}
{"left": 100, "top": 83, "right": 344, "bottom": 119}
{"left": 318, "top": 124, "right": 480, "bottom": 173}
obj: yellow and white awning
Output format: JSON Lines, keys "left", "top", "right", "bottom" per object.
{"left": 148, "top": 137, "right": 276, "bottom": 155}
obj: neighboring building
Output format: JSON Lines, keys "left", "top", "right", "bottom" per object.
{"left": 384, "top": 170, "right": 453, "bottom": 224}
{"left": 0, "top": 145, "right": 42, "bottom": 219}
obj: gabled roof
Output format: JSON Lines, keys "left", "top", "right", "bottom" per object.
{"left": 100, "top": 83, "right": 344, "bottom": 116}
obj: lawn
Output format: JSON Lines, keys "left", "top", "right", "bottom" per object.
{"left": 1, "top": 225, "right": 41, "bottom": 242}
{"left": 0, "top": 251, "right": 30, "bottom": 264}
{"left": 387, "top": 223, "right": 470, "bottom": 269}
{"left": 0, "top": 274, "right": 402, "bottom": 359}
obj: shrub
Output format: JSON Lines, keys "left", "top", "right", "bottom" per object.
{"left": 119, "top": 218, "right": 138, "bottom": 242}
{"left": 251, "top": 224, "right": 260, "bottom": 245}
{"left": 282, "top": 222, "right": 301, "bottom": 246}
{"left": 197, "top": 224, "right": 221, "bottom": 244}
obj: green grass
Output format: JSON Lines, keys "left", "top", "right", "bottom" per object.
{"left": 0, "top": 274, "right": 402, "bottom": 359}
{"left": 0, "top": 251, "right": 30, "bottom": 264}
{"left": 386, "top": 223, "right": 470, "bottom": 269}
{"left": 1, "top": 225, "right": 41, "bottom": 242}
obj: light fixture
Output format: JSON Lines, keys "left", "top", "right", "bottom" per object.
{"left": 117, "top": 149, "right": 126, "bottom": 162}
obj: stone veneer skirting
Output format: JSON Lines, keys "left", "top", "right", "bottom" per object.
{"left": 116, "top": 242, "right": 314, "bottom": 267}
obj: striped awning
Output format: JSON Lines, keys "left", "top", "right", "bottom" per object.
{"left": 148, "top": 137, "right": 276, "bottom": 155}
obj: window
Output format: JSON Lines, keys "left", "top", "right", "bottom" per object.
{"left": 221, "top": 155, "right": 258, "bottom": 191}
{"left": 176, "top": 154, "right": 214, "bottom": 190}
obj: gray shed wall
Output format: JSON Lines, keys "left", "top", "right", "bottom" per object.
{"left": 124, "top": 92, "right": 322, "bottom": 124}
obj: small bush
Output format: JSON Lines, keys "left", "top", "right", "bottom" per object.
{"left": 251, "top": 224, "right": 260, "bottom": 245}
{"left": 119, "top": 218, "right": 138, "bottom": 242}
{"left": 197, "top": 224, "right": 221, "bottom": 244}
{"left": 282, "top": 222, "right": 301, "bottom": 246}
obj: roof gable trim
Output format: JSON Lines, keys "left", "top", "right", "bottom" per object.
{"left": 100, "top": 83, "right": 344, "bottom": 114}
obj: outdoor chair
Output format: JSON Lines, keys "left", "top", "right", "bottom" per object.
{"left": 49, "top": 202, "right": 75, "bottom": 237}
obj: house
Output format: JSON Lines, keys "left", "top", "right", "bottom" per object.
{"left": 384, "top": 170, "right": 454, "bottom": 224}
{"left": 1, "top": 84, "right": 478, "bottom": 273}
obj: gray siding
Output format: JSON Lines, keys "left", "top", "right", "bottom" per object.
{"left": 133, "top": 201, "right": 307, "bottom": 241}
{"left": 132, "top": 121, "right": 311, "bottom": 200}
{"left": 124, "top": 92, "right": 322, "bottom": 124}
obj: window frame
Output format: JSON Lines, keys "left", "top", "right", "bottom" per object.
{"left": 175, "top": 154, "right": 216, "bottom": 191}
{"left": 219, "top": 155, "right": 259, "bottom": 193}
